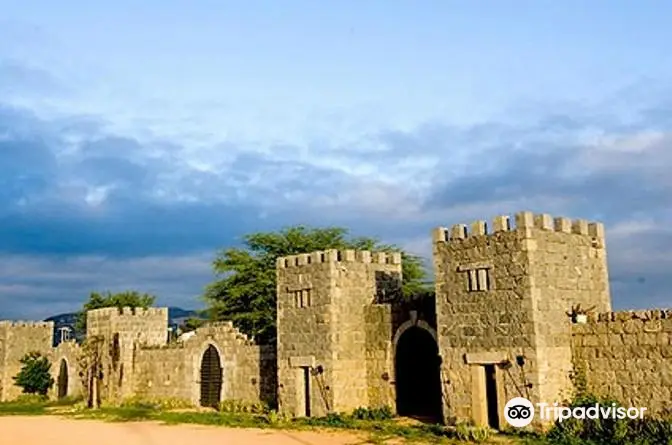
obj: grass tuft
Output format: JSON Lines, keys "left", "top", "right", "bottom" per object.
{"left": 0, "top": 397, "right": 556, "bottom": 444}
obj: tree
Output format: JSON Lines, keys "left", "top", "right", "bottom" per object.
{"left": 75, "top": 291, "right": 156, "bottom": 335}
{"left": 13, "top": 351, "right": 54, "bottom": 396}
{"left": 204, "top": 226, "right": 432, "bottom": 345}
{"left": 180, "top": 315, "right": 207, "bottom": 333}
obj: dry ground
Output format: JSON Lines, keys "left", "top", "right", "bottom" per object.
{"left": 0, "top": 416, "right": 373, "bottom": 445}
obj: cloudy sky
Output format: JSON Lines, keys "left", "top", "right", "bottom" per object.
{"left": 1, "top": 1, "right": 671, "bottom": 319}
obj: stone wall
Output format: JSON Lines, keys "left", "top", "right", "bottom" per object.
{"left": 0, "top": 321, "right": 54, "bottom": 401}
{"left": 571, "top": 310, "right": 672, "bottom": 415}
{"left": 433, "top": 215, "right": 538, "bottom": 425}
{"left": 276, "top": 251, "right": 336, "bottom": 417}
{"left": 134, "top": 322, "right": 276, "bottom": 406}
{"left": 364, "top": 304, "right": 395, "bottom": 408}
{"left": 276, "top": 249, "right": 401, "bottom": 417}
{"left": 0, "top": 305, "right": 277, "bottom": 408}
{"left": 49, "top": 340, "right": 82, "bottom": 400}
{"left": 521, "top": 212, "right": 611, "bottom": 408}
{"left": 86, "top": 307, "right": 169, "bottom": 402}
{"left": 0, "top": 207, "right": 670, "bottom": 430}
{"left": 432, "top": 211, "right": 610, "bottom": 427}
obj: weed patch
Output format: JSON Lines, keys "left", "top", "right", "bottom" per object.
{"left": 0, "top": 397, "right": 557, "bottom": 444}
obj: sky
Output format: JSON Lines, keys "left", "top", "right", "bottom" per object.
{"left": 1, "top": 1, "right": 671, "bottom": 319}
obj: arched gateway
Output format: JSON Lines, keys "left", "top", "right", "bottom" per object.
{"left": 199, "top": 345, "right": 223, "bottom": 408}
{"left": 394, "top": 325, "right": 443, "bottom": 422}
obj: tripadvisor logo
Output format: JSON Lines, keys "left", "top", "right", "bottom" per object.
{"left": 504, "top": 397, "right": 535, "bottom": 427}
{"left": 503, "top": 397, "right": 648, "bottom": 428}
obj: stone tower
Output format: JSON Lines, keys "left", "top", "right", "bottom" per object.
{"left": 86, "top": 307, "right": 169, "bottom": 402}
{"left": 276, "top": 249, "right": 402, "bottom": 417}
{"left": 0, "top": 321, "right": 54, "bottom": 401}
{"left": 432, "top": 211, "right": 610, "bottom": 428}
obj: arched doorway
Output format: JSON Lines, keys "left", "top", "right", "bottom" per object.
{"left": 199, "top": 345, "right": 223, "bottom": 408}
{"left": 394, "top": 326, "right": 442, "bottom": 421}
{"left": 57, "top": 359, "right": 68, "bottom": 399}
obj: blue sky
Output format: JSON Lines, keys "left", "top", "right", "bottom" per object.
{"left": 1, "top": 1, "right": 671, "bottom": 319}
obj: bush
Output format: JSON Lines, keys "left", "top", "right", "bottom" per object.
{"left": 13, "top": 394, "right": 49, "bottom": 405}
{"left": 454, "top": 422, "right": 491, "bottom": 442}
{"left": 298, "top": 411, "right": 353, "bottom": 428}
{"left": 351, "top": 406, "right": 394, "bottom": 421}
{"left": 546, "top": 393, "right": 672, "bottom": 445}
{"left": 218, "top": 399, "right": 269, "bottom": 414}
{"left": 13, "top": 352, "right": 54, "bottom": 396}
{"left": 121, "top": 396, "right": 193, "bottom": 410}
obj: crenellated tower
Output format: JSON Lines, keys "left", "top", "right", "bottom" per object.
{"left": 0, "top": 321, "right": 54, "bottom": 401}
{"left": 432, "top": 211, "right": 610, "bottom": 428}
{"left": 276, "top": 249, "right": 402, "bottom": 417}
{"left": 86, "top": 307, "right": 169, "bottom": 402}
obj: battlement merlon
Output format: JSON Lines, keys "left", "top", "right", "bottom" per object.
{"left": 585, "top": 309, "right": 672, "bottom": 323}
{"left": 432, "top": 211, "right": 606, "bottom": 244}
{"left": 276, "top": 249, "right": 402, "bottom": 269}
{"left": 0, "top": 321, "right": 54, "bottom": 329}
{"left": 86, "top": 306, "right": 169, "bottom": 317}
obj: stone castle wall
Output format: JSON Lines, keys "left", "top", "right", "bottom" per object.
{"left": 0, "top": 321, "right": 54, "bottom": 401}
{"left": 48, "top": 340, "right": 82, "bottom": 400}
{"left": 276, "top": 249, "right": 401, "bottom": 416}
{"left": 432, "top": 211, "right": 613, "bottom": 427}
{"left": 134, "top": 322, "right": 276, "bottom": 406}
{"left": 571, "top": 310, "right": 672, "bottom": 414}
{"left": 0, "top": 208, "right": 668, "bottom": 430}
{"left": 364, "top": 304, "right": 395, "bottom": 408}
{"left": 433, "top": 215, "right": 538, "bottom": 425}
{"left": 86, "top": 307, "right": 169, "bottom": 403}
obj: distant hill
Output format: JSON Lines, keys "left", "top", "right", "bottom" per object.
{"left": 44, "top": 307, "right": 204, "bottom": 346}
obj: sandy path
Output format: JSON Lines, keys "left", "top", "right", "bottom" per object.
{"left": 0, "top": 416, "right": 370, "bottom": 445}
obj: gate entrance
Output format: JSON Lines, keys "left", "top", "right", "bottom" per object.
{"left": 484, "top": 365, "right": 500, "bottom": 429}
{"left": 394, "top": 326, "right": 442, "bottom": 421}
{"left": 300, "top": 367, "right": 311, "bottom": 417}
{"left": 199, "top": 345, "right": 223, "bottom": 408}
{"left": 57, "top": 359, "right": 68, "bottom": 399}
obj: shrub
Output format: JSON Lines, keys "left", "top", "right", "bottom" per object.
{"left": 13, "top": 351, "right": 54, "bottom": 396}
{"left": 121, "top": 396, "right": 193, "bottom": 410}
{"left": 546, "top": 393, "right": 672, "bottom": 445}
{"left": 351, "top": 406, "right": 394, "bottom": 421}
{"left": 13, "top": 394, "right": 49, "bottom": 405}
{"left": 454, "top": 422, "right": 491, "bottom": 442}
{"left": 218, "top": 399, "right": 269, "bottom": 414}
{"left": 265, "top": 410, "right": 290, "bottom": 426}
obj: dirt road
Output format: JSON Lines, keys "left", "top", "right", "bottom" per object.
{"left": 0, "top": 416, "right": 370, "bottom": 445}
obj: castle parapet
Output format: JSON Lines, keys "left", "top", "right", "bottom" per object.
{"left": 586, "top": 309, "right": 672, "bottom": 323}
{"left": 432, "top": 211, "right": 605, "bottom": 243}
{"left": 0, "top": 321, "right": 54, "bottom": 329}
{"left": 87, "top": 306, "right": 168, "bottom": 317}
{"left": 276, "top": 249, "right": 402, "bottom": 269}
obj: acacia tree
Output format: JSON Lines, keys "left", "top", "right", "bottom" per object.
{"left": 75, "top": 291, "right": 156, "bottom": 335}
{"left": 203, "top": 226, "right": 431, "bottom": 345}
{"left": 13, "top": 351, "right": 54, "bottom": 396}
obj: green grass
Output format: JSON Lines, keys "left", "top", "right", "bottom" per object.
{"left": 0, "top": 398, "right": 550, "bottom": 444}
{"left": 0, "top": 401, "right": 47, "bottom": 415}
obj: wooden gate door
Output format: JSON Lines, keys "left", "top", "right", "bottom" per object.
{"left": 199, "top": 345, "right": 223, "bottom": 408}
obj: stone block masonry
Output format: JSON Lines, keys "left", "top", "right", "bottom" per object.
{"left": 86, "top": 306, "right": 169, "bottom": 403}
{"left": 0, "top": 209, "right": 668, "bottom": 432}
{"left": 134, "top": 321, "right": 276, "bottom": 407}
{"left": 276, "top": 249, "right": 401, "bottom": 417}
{"left": 572, "top": 310, "right": 672, "bottom": 414}
{"left": 48, "top": 340, "right": 82, "bottom": 400}
{"left": 433, "top": 211, "right": 612, "bottom": 428}
{"left": 0, "top": 321, "right": 54, "bottom": 401}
